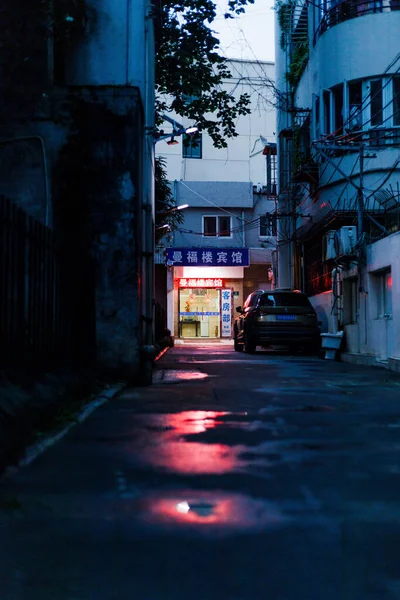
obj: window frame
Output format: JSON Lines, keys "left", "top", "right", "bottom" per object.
{"left": 314, "top": 78, "right": 400, "bottom": 142}
{"left": 376, "top": 269, "right": 392, "bottom": 319}
{"left": 343, "top": 277, "right": 358, "bottom": 325}
{"left": 266, "top": 152, "right": 278, "bottom": 195}
{"left": 202, "top": 215, "right": 232, "bottom": 238}
{"left": 259, "top": 215, "right": 277, "bottom": 238}
{"left": 393, "top": 77, "right": 400, "bottom": 127}
{"left": 182, "top": 133, "right": 202, "bottom": 159}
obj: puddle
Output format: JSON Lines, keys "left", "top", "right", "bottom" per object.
{"left": 153, "top": 370, "right": 208, "bottom": 384}
{"left": 138, "top": 490, "right": 290, "bottom": 533}
{"left": 123, "top": 411, "right": 248, "bottom": 475}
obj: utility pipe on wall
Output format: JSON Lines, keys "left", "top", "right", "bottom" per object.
{"left": 141, "top": 0, "right": 156, "bottom": 382}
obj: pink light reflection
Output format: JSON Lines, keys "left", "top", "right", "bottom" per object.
{"left": 130, "top": 411, "right": 246, "bottom": 475}
{"left": 142, "top": 490, "right": 289, "bottom": 531}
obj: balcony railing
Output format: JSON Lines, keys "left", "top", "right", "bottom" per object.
{"left": 337, "top": 127, "right": 400, "bottom": 147}
{"left": 314, "top": 0, "right": 400, "bottom": 44}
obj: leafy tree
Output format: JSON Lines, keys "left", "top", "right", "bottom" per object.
{"left": 155, "top": 0, "right": 255, "bottom": 149}
{"left": 155, "top": 156, "right": 185, "bottom": 243}
{"left": 154, "top": 0, "right": 255, "bottom": 236}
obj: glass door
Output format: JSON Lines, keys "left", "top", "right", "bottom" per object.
{"left": 179, "top": 288, "right": 221, "bottom": 338}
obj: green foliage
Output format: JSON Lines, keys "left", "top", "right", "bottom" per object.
{"left": 275, "top": 0, "right": 297, "bottom": 50}
{"left": 285, "top": 40, "right": 309, "bottom": 88}
{"left": 155, "top": 156, "right": 184, "bottom": 242}
{"left": 155, "top": 0, "right": 254, "bottom": 149}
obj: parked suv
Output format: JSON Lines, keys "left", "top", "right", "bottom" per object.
{"left": 233, "top": 289, "right": 321, "bottom": 354}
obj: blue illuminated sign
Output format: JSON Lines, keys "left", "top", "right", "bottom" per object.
{"left": 166, "top": 248, "right": 249, "bottom": 267}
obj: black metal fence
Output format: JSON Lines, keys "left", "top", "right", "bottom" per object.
{"left": 0, "top": 196, "right": 94, "bottom": 369}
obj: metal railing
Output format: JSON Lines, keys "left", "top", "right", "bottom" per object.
{"left": 314, "top": 0, "right": 400, "bottom": 44}
{"left": 340, "top": 127, "right": 400, "bottom": 146}
{"left": 0, "top": 196, "right": 95, "bottom": 369}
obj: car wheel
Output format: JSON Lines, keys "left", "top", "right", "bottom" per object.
{"left": 244, "top": 333, "right": 256, "bottom": 354}
{"left": 234, "top": 334, "right": 243, "bottom": 352}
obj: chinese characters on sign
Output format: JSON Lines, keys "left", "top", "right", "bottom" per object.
{"left": 221, "top": 289, "right": 232, "bottom": 337}
{"left": 177, "top": 278, "right": 224, "bottom": 288}
{"left": 166, "top": 248, "right": 249, "bottom": 267}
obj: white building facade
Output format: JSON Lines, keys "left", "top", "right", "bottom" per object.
{"left": 156, "top": 59, "right": 277, "bottom": 340}
{"left": 275, "top": 2, "right": 400, "bottom": 370}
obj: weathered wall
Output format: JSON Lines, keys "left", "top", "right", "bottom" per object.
{"left": 50, "top": 88, "right": 143, "bottom": 379}
{"left": 309, "top": 291, "right": 333, "bottom": 334}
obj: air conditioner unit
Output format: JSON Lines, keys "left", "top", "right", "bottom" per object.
{"left": 322, "top": 230, "right": 337, "bottom": 261}
{"left": 336, "top": 226, "right": 357, "bottom": 256}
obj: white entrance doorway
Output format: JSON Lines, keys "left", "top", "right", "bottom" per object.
{"left": 179, "top": 288, "right": 221, "bottom": 338}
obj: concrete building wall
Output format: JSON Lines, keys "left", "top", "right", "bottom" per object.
{"left": 276, "top": 7, "right": 400, "bottom": 369}
{"left": 157, "top": 59, "right": 276, "bottom": 185}
{"left": 298, "top": 13, "right": 400, "bottom": 103}
{"left": 65, "top": 0, "right": 150, "bottom": 96}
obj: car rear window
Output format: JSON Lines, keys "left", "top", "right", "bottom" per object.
{"left": 258, "top": 293, "right": 312, "bottom": 308}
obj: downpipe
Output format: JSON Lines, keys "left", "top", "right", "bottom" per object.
{"left": 141, "top": 0, "right": 156, "bottom": 384}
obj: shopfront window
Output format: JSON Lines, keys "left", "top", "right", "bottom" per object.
{"left": 179, "top": 288, "right": 221, "bottom": 338}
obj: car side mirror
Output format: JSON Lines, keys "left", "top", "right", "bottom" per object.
{"left": 236, "top": 306, "right": 243, "bottom": 313}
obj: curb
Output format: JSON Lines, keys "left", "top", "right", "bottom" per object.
{"left": 154, "top": 346, "right": 171, "bottom": 362}
{"left": 2, "top": 382, "right": 126, "bottom": 479}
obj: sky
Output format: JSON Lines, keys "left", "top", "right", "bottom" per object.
{"left": 212, "top": 0, "right": 276, "bottom": 63}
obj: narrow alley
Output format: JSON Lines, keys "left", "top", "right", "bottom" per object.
{"left": 1, "top": 344, "right": 400, "bottom": 599}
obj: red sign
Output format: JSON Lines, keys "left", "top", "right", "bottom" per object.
{"left": 177, "top": 278, "right": 224, "bottom": 288}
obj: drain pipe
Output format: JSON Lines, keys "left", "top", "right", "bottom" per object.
{"left": 141, "top": 0, "right": 156, "bottom": 383}
{"left": 331, "top": 266, "right": 343, "bottom": 333}
{"left": 0, "top": 136, "right": 50, "bottom": 226}
{"left": 301, "top": 242, "right": 306, "bottom": 292}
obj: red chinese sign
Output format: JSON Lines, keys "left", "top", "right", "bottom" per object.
{"left": 177, "top": 278, "right": 224, "bottom": 288}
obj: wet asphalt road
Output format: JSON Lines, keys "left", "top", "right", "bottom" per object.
{"left": 1, "top": 343, "right": 400, "bottom": 599}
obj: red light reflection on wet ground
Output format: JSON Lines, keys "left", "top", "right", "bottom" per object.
{"left": 140, "top": 490, "right": 289, "bottom": 531}
{"left": 129, "top": 411, "right": 247, "bottom": 475}
{"left": 168, "top": 411, "right": 228, "bottom": 434}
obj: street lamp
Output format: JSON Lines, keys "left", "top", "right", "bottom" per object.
{"left": 157, "top": 203, "right": 189, "bottom": 216}
{"left": 153, "top": 114, "right": 199, "bottom": 144}
{"left": 156, "top": 223, "right": 170, "bottom": 232}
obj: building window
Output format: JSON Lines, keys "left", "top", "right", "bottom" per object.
{"left": 343, "top": 278, "right": 358, "bottom": 325}
{"left": 393, "top": 77, "right": 400, "bottom": 126}
{"left": 347, "top": 81, "right": 362, "bottom": 132}
{"left": 260, "top": 215, "right": 277, "bottom": 237}
{"left": 315, "top": 95, "right": 320, "bottom": 139}
{"left": 332, "top": 83, "right": 344, "bottom": 135}
{"left": 370, "top": 79, "right": 383, "bottom": 127}
{"left": 377, "top": 269, "right": 392, "bottom": 318}
{"left": 203, "top": 215, "right": 232, "bottom": 237}
{"left": 266, "top": 153, "right": 277, "bottom": 195}
{"left": 182, "top": 93, "right": 199, "bottom": 106}
{"left": 182, "top": 134, "right": 202, "bottom": 159}
{"left": 323, "top": 90, "right": 331, "bottom": 135}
